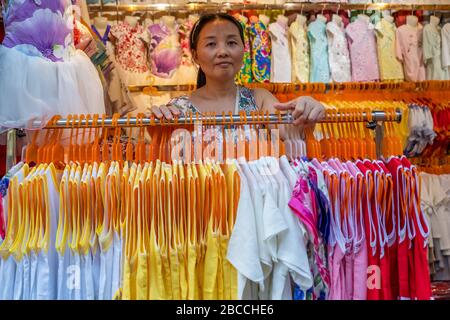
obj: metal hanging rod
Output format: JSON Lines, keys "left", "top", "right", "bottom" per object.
{"left": 34, "top": 110, "right": 402, "bottom": 129}
{"left": 87, "top": 3, "right": 450, "bottom": 13}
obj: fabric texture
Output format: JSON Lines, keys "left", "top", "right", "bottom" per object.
{"left": 288, "top": 18, "right": 309, "bottom": 83}
{"left": 395, "top": 24, "right": 426, "bottom": 81}
{"left": 375, "top": 19, "right": 405, "bottom": 81}
{"left": 346, "top": 18, "right": 380, "bottom": 82}
{"left": 326, "top": 20, "right": 351, "bottom": 83}
{"left": 307, "top": 19, "right": 330, "bottom": 83}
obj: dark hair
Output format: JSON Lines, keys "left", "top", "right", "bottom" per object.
{"left": 189, "top": 13, "right": 245, "bottom": 88}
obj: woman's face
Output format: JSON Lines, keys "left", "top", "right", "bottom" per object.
{"left": 192, "top": 19, "right": 244, "bottom": 83}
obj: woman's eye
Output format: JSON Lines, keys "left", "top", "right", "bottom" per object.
{"left": 228, "top": 41, "right": 238, "bottom": 46}
{"left": 206, "top": 42, "right": 216, "bottom": 47}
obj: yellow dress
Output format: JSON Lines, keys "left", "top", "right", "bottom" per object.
{"left": 148, "top": 161, "right": 166, "bottom": 300}
{"left": 159, "top": 162, "right": 173, "bottom": 299}
{"left": 122, "top": 163, "right": 139, "bottom": 300}
{"left": 176, "top": 161, "right": 188, "bottom": 300}
{"left": 186, "top": 163, "right": 200, "bottom": 300}
{"left": 165, "top": 164, "right": 181, "bottom": 300}
{"left": 289, "top": 19, "right": 310, "bottom": 83}
{"left": 202, "top": 161, "right": 220, "bottom": 300}
{"left": 136, "top": 163, "right": 149, "bottom": 300}
{"left": 375, "top": 19, "right": 404, "bottom": 81}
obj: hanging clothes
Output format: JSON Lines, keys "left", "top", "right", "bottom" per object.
{"left": 395, "top": 23, "right": 426, "bottom": 82}
{"left": 146, "top": 21, "right": 182, "bottom": 79}
{"left": 326, "top": 19, "right": 351, "bottom": 83}
{"left": 423, "top": 22, "right": 449, "bottom": 81}
{"left": 288, "top": 17, "right": 310, "bottom": 83}
{"left": 234, "top": 14, "right": 253, "bottom": 84}
{"left": 269, "top": 21, "right": 292, "bottom": 83}
{"left": 248, "top": 18, "right": 271, "bottom": 83}
{"left": 375, "top": 18, "right": 405, "bottom": 81}
{"left": 346, "top": 17, "right": 380, "bottom": 82}
{"left": 442, "top": 23, "right": 450, "bottom": 75}
{"left": 308, "top": 19, "right": 331, "bottom": 83}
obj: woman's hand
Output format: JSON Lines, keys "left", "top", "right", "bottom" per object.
{"left": 273, "top": 96, "right": 326, "bottom": 126}
{"left": 148, "top": 105, "right": 182, "bottom": 120}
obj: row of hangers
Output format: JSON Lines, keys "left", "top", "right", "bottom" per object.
{"left": 248, "top": 80, "right": 450, "bottom": 96}
{"left": 304, "top": 107, "right": 402, "bottom": 160}
{"left": 136, "top": 80, "right": 450, "bottom": 96}
{"left": 24, "top": 107, "right": 402, "bottom": 168}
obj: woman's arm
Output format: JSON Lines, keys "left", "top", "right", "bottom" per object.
{"left": 254, "top": 88, "right": 326, "bottom": 125}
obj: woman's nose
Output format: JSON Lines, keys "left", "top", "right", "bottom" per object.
{"left": 216, "top": 45, "right": 230, "bottom": 57}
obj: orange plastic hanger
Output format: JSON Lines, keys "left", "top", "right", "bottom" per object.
{"left": 135, "top": 113, "right": 146, "bottom": 164}
{"left": 25, "top": 129, "right": 40, "bottom": 165}
{"left": 125, "top": 114, "right": 134, "bottom": 162}
{"left": 91, "top": 114, "right": 101, "bottom": 163}
{"left": 101, "top": 114, "right": 110, "bottom": 163}
{"left": 50, "top": 115, "right": 65, "bottom": 167}
{"left": 67, "top": 114, "right": 77, "bottom": 163}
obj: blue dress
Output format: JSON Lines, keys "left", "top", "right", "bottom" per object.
{"left": 307, "top": 20, "right": 331, "bottom": 83}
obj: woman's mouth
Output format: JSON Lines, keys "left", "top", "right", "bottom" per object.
{"left": 216, "top": 62, "right": 232, "bottom": 68}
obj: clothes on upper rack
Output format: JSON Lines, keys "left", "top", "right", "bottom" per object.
{"left": 90, "top": 10, "right": 449, "bottom": 87}
{"left": 396, "top": 23, "right": 426, "bottom": 82}
{"left": 289, "top": 15, "right": 309, "bottom": 83}
{"left": 146, "top": 18, "right": 182, "bottom": 79}
{"left": 269, "top": 19, "right": 292, "bottom": 83}
{"left": 423, "top": 20, "right": 449, "bottom": 81}
{"left": 346, "top": 15, "right": 380, "bottom": 82}
{"left": 234, "top": 13, "right": 253, "bottom": 84}
{"left": 0, "top": 0, "right": 105, "bottom": 130}
{"left": 110, "top": 21, "right": 149, "bottom": 82}
{"left": 326, "top": 17, "right": 351, "bottom": 83}
{"left": 249, "top": 17, "right": 272, "bottom": 83}
{"left": 308, "top": 18, "right": 331, "bottom": 83}
{"left": 442, "top": 23, "right": 450, "bottom": 74}
{"left": 375, "top": 18, "right": 405, "bottom": 81}
{"left": 420, "top": 173, "right": 450, "bottom": 281}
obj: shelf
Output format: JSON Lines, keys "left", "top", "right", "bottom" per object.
{"left": 87, "top": 2, "right": 450, "bottom": 13}
{"left": 128, "top": 80, "right": 450, "bottom": 93}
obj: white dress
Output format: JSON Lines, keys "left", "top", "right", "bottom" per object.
{"left": 0, "top": 0, "right": 105, "bottom": 130}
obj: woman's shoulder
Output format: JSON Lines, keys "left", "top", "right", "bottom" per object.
{"left": 250, "top": 86, "right": 275, "bottom": 105}
{"left": 246, "top": 86, "right": 279, "bottom": 113}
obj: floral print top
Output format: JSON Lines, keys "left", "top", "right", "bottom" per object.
{"left": 235, "top": 15, "right": 253, "bottom": 84}
{"left": 110, "top": 21, "right": 149, "bottom": 73}
{"left": 326, "top": 20, "right": 351, "bottom": 83}
{"left": 289, "top": 19, "right": 310, "bottom": 83}
{"left": 178, "top": 19, "right": 195, "bottom": 67}
{"left": 2, "top": 0, "right": 74, "bottom": 62}
{"left": 168, "top": 85, "right": 258, "bottom": 116}
{"left": 249, "top": 19, "right": 271, "bottom": 83}
{"left": 147, "top": 22, "right": 182, "bottom": 78}
{"left": 375, "top": 19, "right": 405, "bottom": 81}
{"left": 346, "top": 18, "right": 380, "bottom": 82}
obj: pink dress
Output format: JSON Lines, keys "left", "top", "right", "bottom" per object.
{"left": 345, "top": 18, "right": 380, "bottom": 82}
{"left": 395, "top": 24, "right": 426, "bottom": 81}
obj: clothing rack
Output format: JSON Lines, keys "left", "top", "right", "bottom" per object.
{"left": 30, "top": 110, "right": 402, "bottom": 128}
{"left": 87, "top": 2, "right": 450, "bottom": 14}
{"left": 3, "top": 109, "right": 401, "bottom": 171}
